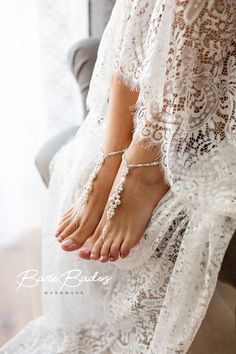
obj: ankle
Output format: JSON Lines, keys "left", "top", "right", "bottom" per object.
{"left": 103, "top": 138, "right": 131, "bottom": 154}
{"left": 97, "top": 150, "right": 124, "bottom": 182}
{"left": 130, "top": 162, "right": 167, "bottom": 186}
{"left": 126, "top": 140, "right": 159, "bottom": 165}
{"left": 125, "top": 141, "right": 167, "bottom": 186}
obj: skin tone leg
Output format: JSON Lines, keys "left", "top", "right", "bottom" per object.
{"left": 54, "top": 75, "right": 139, "bottom": 251}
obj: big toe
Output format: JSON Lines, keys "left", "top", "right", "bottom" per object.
{"left": 90, "top": 236, "right": 104, "bottom": 260}
{"left": 78, "top": 237, "right": 95, "bottom": 259}
{"left": 61, "top": 218, "right": 98, "bottom": 252}
{"left": 120, "top": 239, "right": 132, "bottom": 259}
{"left": 61, "top": 227, "right": 88, "bottom": 251}
{"left": 109, "top": 238, "right": 123, "bottom": 262}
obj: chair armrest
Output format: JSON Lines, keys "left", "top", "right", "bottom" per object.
{"left": 219, "top": 230, "right": 236, "bottom": 289}
{"left": 89, "top": 0, "right": 116, "bottom": 37}
{"left": 35, "top": 126, "right": 79, "bottom": 187}
{"left": 68, "top": 38, "right": 100, "bottom": 118}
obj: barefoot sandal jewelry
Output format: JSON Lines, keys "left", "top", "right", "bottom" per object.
{"left": 99, "top": 152, "right": 160, "bottom": 242}
{"left": 72, "top": 148, "right": 127, "bottom": 226}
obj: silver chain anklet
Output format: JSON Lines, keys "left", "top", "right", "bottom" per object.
{"left": 99, "top": 152, "right": 160, "bottom": 242}
{"left": 72, "top": 148, "right": 127, "bottom": 223}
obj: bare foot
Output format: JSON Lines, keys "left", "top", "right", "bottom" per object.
{"left": 55, "top": 152, "right": 124, "bottom": 251}
{"left": 78, "top": 142, "right": 169, "bottom": 261}
{"left": 55, "top": 74, "right": 140, "bottom": 252}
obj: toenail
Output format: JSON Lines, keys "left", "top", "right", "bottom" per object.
{"left": 90, "top": 253, "right": 96, "bottom": 259}
{"left": 57, "top": 236, "right": 63, "bottom": 242}
{"left": 61, "top": 239, "right": 75, "bottom": 247}
{"left": 55, "top": 231, "right": 60, "bottom": 237}
{"left": 100, "top": 256, "right": 108, "bottom": 262}
{"left": 79, "top": 247, "right": 90, "bottom": 254}
{"left": 110, "top": 256, "right": 115, "bottom": 261}
{"left": 120, "top": 254, "right": 126, "bottom": 258}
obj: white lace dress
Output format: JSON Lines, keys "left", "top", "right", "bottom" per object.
{"left": 1, "top": 1, "right": 236, "bottom": 353}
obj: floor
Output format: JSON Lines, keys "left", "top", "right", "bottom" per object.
{"left": 0, "top": 229, "right": 235, "bottom": 353}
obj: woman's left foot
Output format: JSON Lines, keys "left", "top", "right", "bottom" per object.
{"left": 78, "top": 142, "right": 169, "bottom": 262}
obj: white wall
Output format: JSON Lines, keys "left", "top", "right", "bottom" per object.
{"left": 39, "top": 0, "right": 89, "bottom": 136}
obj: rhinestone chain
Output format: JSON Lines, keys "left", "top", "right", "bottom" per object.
{"left": 72, "top": 148, "right": 127, "bottom": 221}
{"left": 100, "top": 152, "right": 160, "bottom": 241}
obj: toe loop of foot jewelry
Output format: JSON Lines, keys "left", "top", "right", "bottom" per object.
{"left": 99, "top": 152, "right": 160, "bottom": 243}
{"left": 72, "top": 147, "right": 127, "bottom": 225}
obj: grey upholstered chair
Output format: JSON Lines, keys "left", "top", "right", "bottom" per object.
{"left": 35, "top": 0, "right": 236, "bottom": 289}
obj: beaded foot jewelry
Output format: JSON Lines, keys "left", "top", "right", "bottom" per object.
{"left": 99, "top": 151, "right": 160, "bottom": 242}
{"left": 72, "top": 148, "right": 127, "bottom": 226}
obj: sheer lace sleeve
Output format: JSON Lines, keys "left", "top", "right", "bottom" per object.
{"left": 88, "top": 0, "right": 235, "bottom": 181}
{"left": 132, "top": 1, "right": 236, "bottom": 182}
{"left": 112, "top": 0, "right": 159, "bottom": 89}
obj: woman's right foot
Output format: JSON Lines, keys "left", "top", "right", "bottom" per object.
{"left": 78, "top": 141, "right": 169, "bottom": 262}
{"left": 54, "top": 151, "right": 125, "bottom": 252}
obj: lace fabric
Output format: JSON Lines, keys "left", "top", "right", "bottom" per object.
{"left": 1, "top": 1, "right": 236, "bottom": 353}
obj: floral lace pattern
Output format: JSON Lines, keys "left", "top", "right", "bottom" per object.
{"left": 1, "top": 1, "right": 236, "bottom": 353}
{"left": 134, "top": 0, "right": 236, "bottom": 180}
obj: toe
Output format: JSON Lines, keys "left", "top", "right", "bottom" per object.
{"left": 120, "top": 239, "right": 132, "bottom": 259}
{"left": 90, "top": 237, "right": 104, "bottom": 260}
{"left": 60, "top": 237, "right": 79, "bottom": 251}
{"left": 56, "top": 207, "right": 74, "bottom": 228}
{"left": 78, "top": 237, "right": 95, "bottom": 259}
{"left": 55, "top": 217, "right": 72, "bottom": 237}
{"left": 109, "top": 238, "right": 123, "bottom": 262}
{"left": 99, "top": 239, "right": 113, "bottom": 262}
{"left": 61, "top": 207, "right": 74, "bottom": 220}
{"left": 57, "top": 221, "right": 78, "bottom": 242}
{"left": 61, "top": 229, "right": 86, "bottom": 251}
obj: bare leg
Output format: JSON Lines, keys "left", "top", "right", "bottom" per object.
{"left": 55, "top": 75, "right": 139, "bottom": 251}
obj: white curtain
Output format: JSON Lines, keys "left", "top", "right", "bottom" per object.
{"left": 0, "top": 0, "right": 88, "bottom": 247}
{"left": 39, "top": 0, "right": 89, "bottom": 135}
